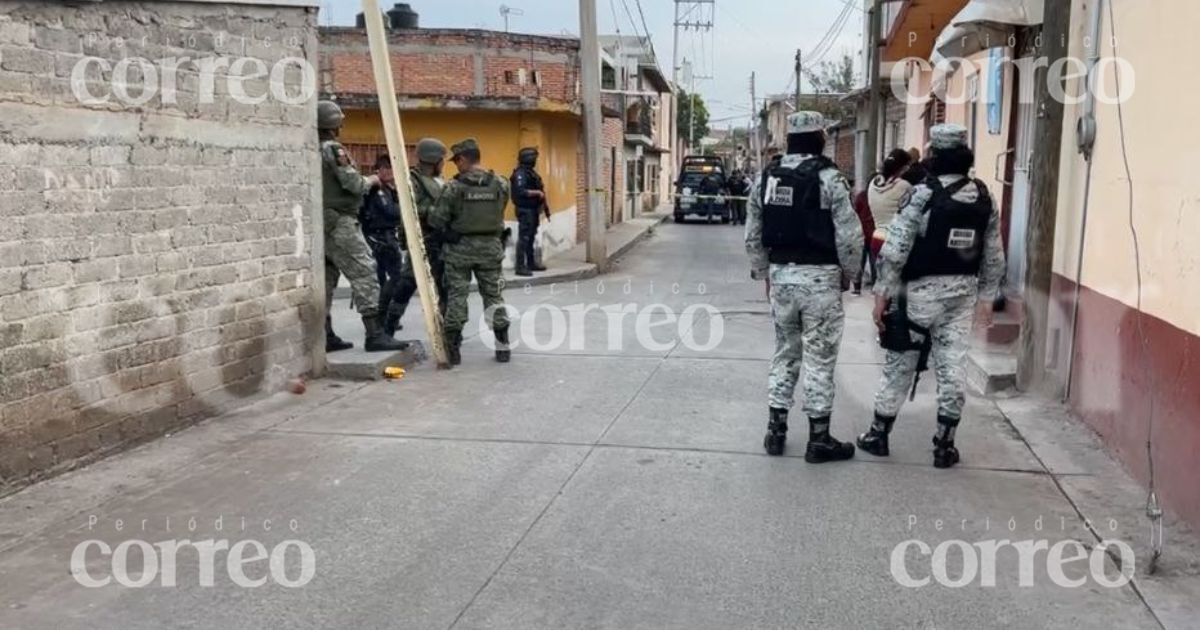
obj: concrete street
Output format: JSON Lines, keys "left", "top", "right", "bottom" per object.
{"left": 1, "top": 221, "right": 1196, "bottom": 629}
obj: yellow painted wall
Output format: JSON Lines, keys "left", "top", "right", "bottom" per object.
{"left": 1053, "top": 0, "right": 1200, "bottom": 336}
{"left": 340, "top": 108, "right": 580, "bottom": 221}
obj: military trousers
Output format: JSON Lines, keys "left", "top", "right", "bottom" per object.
{"left": 873, "top": 288, "right": 975, "bottom": 419}
{"left": 390, "top": 240, "right": 447, "bottom": 320}
{"left": 768, "top": 270, "right": 845, "bottom": 417}
{"left": 324, "top": 209, "right": 380, "bottom": 317}
{"left": 442, "top": 236, "right": 509, "bottom": 335}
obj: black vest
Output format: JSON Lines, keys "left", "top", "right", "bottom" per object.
{"left": 760, "top": 156, "right": 839, "bottom": 266}
{"left": 902, "top": 177, "right": 992, "bottom": 281}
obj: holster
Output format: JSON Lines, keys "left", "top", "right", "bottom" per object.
{"left": 880, "top": 292, "right": 933, "bottom": 401}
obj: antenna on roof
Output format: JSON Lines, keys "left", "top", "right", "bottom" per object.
{"left": 500, "top": 4, "right": 524, "bottom": 32}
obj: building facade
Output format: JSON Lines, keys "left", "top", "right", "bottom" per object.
{"left": 319, "top": 24, "right": 594, "bottom": 261}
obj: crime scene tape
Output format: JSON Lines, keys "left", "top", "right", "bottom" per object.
{"left": 672, "top": 193, "right": 753, "bottom": 201}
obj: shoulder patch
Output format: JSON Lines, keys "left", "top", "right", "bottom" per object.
{"left": 898, "top": 189, "right": 914, "bottom": 209}
{"left": 335, "top": 147, "right": 351, "bottom": 167}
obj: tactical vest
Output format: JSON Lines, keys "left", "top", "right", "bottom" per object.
{"left": 759, "top": 156, "right": 839, "bottom": 266}
{"left": 321, "top": 140, "right": 363, "bottom": 214}
{"left": 451, "top": 172, "right": 505, "bottom": 236}
{"left": 512, "top": 165, "right": 544, "bottom": 209}
{"left": 409, "top": 170, "right": 443, "bottom": 226}
{"left": 902, "top": 177, "right": 992, "bottom": 281}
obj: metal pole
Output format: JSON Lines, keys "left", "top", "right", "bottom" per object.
{"left": 362, "top": 0, "right": 448, "bottom": 367}
{"left": 579, "top": 0, "right": 606, "bottom": 264}
{"left": 750, "top": 71, "right": 759, "bottom": 171}
{"left": 794, "top": 48, "right": 802, "bottom": 110}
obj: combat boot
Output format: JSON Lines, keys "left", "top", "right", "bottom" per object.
{"left": 932, "top": 415, "right": 961, "bottom": 469}
{"left": 445, "top": 330, "right": 462, "bottom": 365}
{"left": 804, "top": 416, "right": 856, "bottom": 464}
{"left": 363, "top": 316, "right": 409, "bottom": 352}
{"left": 530, "top": 262, "right": 547, "bottom": 272}
{"left": 515, "top": 264, "right": 532, "bottom": 277}
{"left": 382, "top": 313, "right": 402, "bottom": 337}
{"left": 763, "top": 407, "right": 788, "bottom": 456}
{"left": 326, "top": 316, "right": 353, "bottom": 352}
{"left": 856, "top": 412, "right": 896, "bottom": 457}
{"left": 494, "top": 327, "right": 511, "bottom": 363}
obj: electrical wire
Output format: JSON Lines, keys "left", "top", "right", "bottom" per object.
{"left": 807, "top": 0, "right": 856, "bottom": 69}
{"left": 1107, "top": 0, "right": 1164, "bottom": 573}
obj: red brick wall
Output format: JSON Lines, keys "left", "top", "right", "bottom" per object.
{"left": 321, "top": 27, "right": 580, "bottom": 105}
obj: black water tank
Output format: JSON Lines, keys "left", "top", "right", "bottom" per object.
{"left": 355, "top": 11, "right": 389, "bottom": 28}
{"left": 387, "top": 3, "right": 419, "bottom": 29}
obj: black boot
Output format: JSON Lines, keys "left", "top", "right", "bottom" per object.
{"left": 363, "top": 316, "right": 409, "bottom": 352}
{"left": 531, "top": 262, "right": 547, "bottom": 272}
{"left": 763, "top": 407, "right": 788, "bottom": 456}
{"left": 445, "top": 330, "right": 462, "bottom": 366}
{"left": 804, "top": 416, "right": 855, "bottom": 464}
{"left": 515, "top": 264, "right": 532, "bottom": 277}
{"left": 494, "top": 327, "right": 511, "bottom": 363}
{"left": 857, "top": 413, "right": 895, "bottom": 457}
{"left": 325, "top": 316, "right": 353, "bottom": 352}
{"left": 932, "top": 415, "right": 961, "bottom": 469}
{"left": 382, "top": 313, "right": 402, "bottom": 337}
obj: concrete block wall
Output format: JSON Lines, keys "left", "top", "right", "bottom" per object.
{"left": 0, "top": 1, "right": 323, "bottom": 489}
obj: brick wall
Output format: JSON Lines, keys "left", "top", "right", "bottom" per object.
{"left": 0, "top": 1, "right": 322, "bottom": 488}
{"left": 321, "top": 27, "right": 580, "bottom": 106}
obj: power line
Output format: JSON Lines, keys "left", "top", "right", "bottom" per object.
{"left": 633, "top": 0, "right": 657, "bottom": 60}
{"left": 618, "top": 0, "right": 643, "bottom": 41}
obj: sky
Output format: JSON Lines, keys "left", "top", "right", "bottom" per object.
{"left": 319, "top": 0, "right": 867, "bottom": 125}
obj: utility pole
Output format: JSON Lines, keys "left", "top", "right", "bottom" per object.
{"left": 794, "top": 49, "right": 802, "bottom": 110}
{"left": 864, "top": 0, "right": 883, "bottom": 172}
{"left": 750, "top": 71, "right": 759, "bottom": 172}
{"left": 579, "top": 0, "right": 606, "bottom": 264}
{"left": 1018, "top": 0, "right": 1073, "bottom": 393}
{"left": 673, "top": 1, "right": 714, "bottom": 162}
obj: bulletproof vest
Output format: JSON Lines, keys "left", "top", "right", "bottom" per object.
{"left": 321, "top": 140, "right": 363, "bottom": 214}
{"left": 759, "top": 156, "right": 839, "bottom": 266}
{"left": 409, "top": 169, "right": 443, "bottom": 226}
{"left": 902, "top": 177, "right": 993, "bottom": 281}
{"left": 360, "top": 184, "right": 399, "bottom": 233}
{"left": 451, "top": 171, "right": 505, "bottom": 236}
{"left": 512, "top": 165, "right": 544, "bottom": 209}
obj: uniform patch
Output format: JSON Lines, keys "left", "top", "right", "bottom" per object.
{"left": 767, "top": 186, "right": 794, "bottom": 206}
{"left": 335, "top": 148, "right": 350, "bottom": 167}
{"left": 947, "top": 228, "right": 977, "bottom": 249}
{"left": 465, "top": 191, "right": 499, "bottom": 201}
{"left": 898, "top": 189, "right": 914, "bottom": 209}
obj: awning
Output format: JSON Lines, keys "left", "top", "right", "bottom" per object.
{"left": 929, "top": 0, "right": 1043, "bottom": 98}
{"left": 934, "top": 0, "right": 1044, "bottom": 61}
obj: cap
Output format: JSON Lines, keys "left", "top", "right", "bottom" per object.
{"left": 450, "top": 138, "right": 480, "bottom": 157}
{"left": 787, "top": 111, "right": 827, "bottom": 134}
{"left": 929, "top": 123, "right": 969, "bottom": 150}
{"left": 415, "top": 138, "right": 447, "bottom": 164}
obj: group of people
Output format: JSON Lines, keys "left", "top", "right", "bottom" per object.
{"left": 318, "top": 99, "right": 552, "bottom": 366}
{"left": 746, "top": 111, "right": 1004, "bottom": 469}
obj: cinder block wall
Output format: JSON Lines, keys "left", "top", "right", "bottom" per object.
{"left": 0, "top": 1, "right": 323, "bottom": 489}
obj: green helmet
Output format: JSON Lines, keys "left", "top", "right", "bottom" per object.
{"left": 317, "top": 100, "right": 345, "bottom": 130}
{"left": 416, "top": 138, "right": 447, "bottom": 164}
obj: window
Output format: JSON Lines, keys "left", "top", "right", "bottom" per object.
{"left": 602, "top": 64, "right": 616, "bottom": 90}
{"left": 504, "top": 70, "right": 516, "bottom": 85}
{"left": 532, "top": 70, "right": 542, "bottom": 87}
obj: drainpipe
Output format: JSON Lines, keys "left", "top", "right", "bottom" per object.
{"left": 1063, "top": 0, "right": 1106, "bottom": 401}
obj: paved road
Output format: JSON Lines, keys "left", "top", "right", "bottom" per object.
{"left": 0, "top": 222, "right": 1165, "bottom": 629}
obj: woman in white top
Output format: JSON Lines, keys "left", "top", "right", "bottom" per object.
{"left": 867, "top": 149, "right": 916, "bottom": 230}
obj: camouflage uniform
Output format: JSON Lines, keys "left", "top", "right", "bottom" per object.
{"left": 386, "top": 165, "right": 447, "bottom": 327}
{"left": 428, "top": 138, "right": 511, "bottom": 363}
{"left": 321, "top": 140, "right": 379, "bottom": 316}
{"left": 746, "top": 112, "right": 862, "bottom": 461}
{"left": 863, "top": 123, "right": 1005, "bottom": 468}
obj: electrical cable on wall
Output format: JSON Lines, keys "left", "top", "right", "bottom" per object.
{"left": 1107, "top": 0, "right": 1165, "bottom": 575}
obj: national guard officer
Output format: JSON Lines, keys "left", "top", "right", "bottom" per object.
{"left": 746, "top": 111, "right": 863, "bottom": 463}
{"left": 511, "top": 147, "right": 550, "bottom": 277}
{"left": 428, "top": 138, "right": 511, "bottom": 366}
{"left": 858, "top": 123, "right": 1004, "bottom": 469}
{"left": 318, "top": 100, "right": 407, "bottom": 353}
{"left": 385, "top": 138, "right": 449, "bottom": 335}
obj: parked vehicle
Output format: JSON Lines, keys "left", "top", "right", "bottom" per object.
{"left": 673, "top": 156, "right": 730, "bottom": 224}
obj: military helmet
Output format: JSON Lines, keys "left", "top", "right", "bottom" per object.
{"left": 450, "top": 138, "right": 480, "bottom": 158}
{"left": 416, "top": 138, "right": 447, "bottom": 164}
{"left": 317, "top": 100, "right": 345, "bottom": 130}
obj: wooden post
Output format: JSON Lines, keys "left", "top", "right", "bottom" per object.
{"left": 1017, "top": 0, "right": 1073, "bottom": 392}
{"left": 362, "top": 0, "right": 449, "bottom": 368}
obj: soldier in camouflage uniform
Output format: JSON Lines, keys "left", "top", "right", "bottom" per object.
{"left": 428, "top": 138, "right": 511, "bottom": 366}
{"left": 858, "top": 124, "right": 1005, "bottom": 469}
{"left": 745, "top": 111, "right": 863, "bottom": 463}
{"left": 317, "top": 100, "right": 407, "bottom": 353}
{"left": 382, "top": 138, "right": 449, "bottom": 336}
